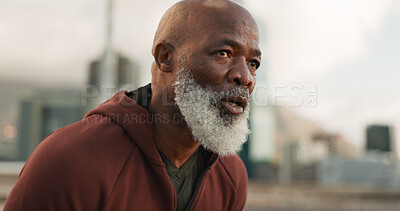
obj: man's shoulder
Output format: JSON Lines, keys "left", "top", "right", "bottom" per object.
{"left": 4, "top": 114, "right": 139, "bottom": 210}
{"left": 216, "top": 154, "right": 248, "bottom": 187}
{"left": 42, "top": 113, "right": 136, "bottom": 159}
{"left": 218, "top": 154, "right": 247, "bottom": 172}
{"left": 24, "top": 113, "right": 137, "bottom": 179}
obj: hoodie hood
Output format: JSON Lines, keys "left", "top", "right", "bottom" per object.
{"left": 84, "top": 84, "right": 164, "bottom": 166}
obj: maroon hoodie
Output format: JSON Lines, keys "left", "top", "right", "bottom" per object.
{"left": 4, "top": 85, "right": 248, "bottom": 211}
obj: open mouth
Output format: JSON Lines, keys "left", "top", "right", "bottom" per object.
{"left": 220, "top": 96, "right": 248, "bottom": 115}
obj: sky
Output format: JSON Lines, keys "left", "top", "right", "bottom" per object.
{"left": 1, "top": 0, "right": 400, "bottom": 153}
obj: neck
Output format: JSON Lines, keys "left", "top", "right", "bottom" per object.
{"left": 149, "top": 99, "right": 199, "bottom": 169}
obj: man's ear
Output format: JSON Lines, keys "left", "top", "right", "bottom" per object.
{"left": 154, "top": 43, "right": 174, "bottom": 73}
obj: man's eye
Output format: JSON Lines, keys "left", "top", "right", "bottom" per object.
{"left": 248, "top": 60, "right": 260, "bottom": 69}
{"left": 217, "top": 50, "right": 229, "bottom": 58}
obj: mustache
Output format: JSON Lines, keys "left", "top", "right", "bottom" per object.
{"left": 180, "top": 85, "right": 250, "bottom": 104}
{"left": 214, "top": 86, "right": 250, "bottom": 100}
{"left": 173, "top": 69, "right": 250, "bottom": 102}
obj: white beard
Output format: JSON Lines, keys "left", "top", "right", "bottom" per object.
{"left": 173, "top": 67, "right": 251, "bottom": 157}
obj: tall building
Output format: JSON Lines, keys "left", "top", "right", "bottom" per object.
{"left": 88, "top": 53, "right": 139, "bottom": 91}
{"left": 366, "top": 125, "right": 394, "bottom": 153}
{"left": 17, "top": 89, "right": 84, "bottom": 161}
{"left": 85, "top": 0, "right": 140, "bottom": 110}
{"left": 86, "top": 53, "right": 140, "bottom": 110}
{"left": 241, "top": 13, "right": 272, "bottom": 175}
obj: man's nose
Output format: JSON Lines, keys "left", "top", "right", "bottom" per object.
{"left": 227, "top": 57, "right": 254, "bottom": 89}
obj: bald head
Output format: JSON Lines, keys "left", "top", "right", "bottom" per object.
{"left": 150, "top": 0, "right": 260, "bottom": 111}
{"left": 152, "top": 0, "right": 258, "bottom": 56}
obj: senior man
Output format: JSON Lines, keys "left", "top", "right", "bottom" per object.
{"left": 5, "top": 0, "right": 261, "bottom": 210}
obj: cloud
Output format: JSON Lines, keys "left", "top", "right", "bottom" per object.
{"left": 0, "top": 0, "right": 178, "bottom": 85}
{"left": 247, "top": 0, "right": 393, "bottom": 84}
{"left": 0, "top": 0, "right": 104, "bottom": 84}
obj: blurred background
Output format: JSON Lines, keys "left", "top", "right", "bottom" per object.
{"left": 1, "top": 0, "right": 400, "bottom": 210}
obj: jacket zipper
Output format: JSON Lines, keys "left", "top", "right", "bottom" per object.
{"left": 184, "top": 154, "right": 218, "bottom": 211}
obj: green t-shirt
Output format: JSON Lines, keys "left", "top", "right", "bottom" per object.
{"left": 159, "top": 147, "right": 201, "bottom": 211}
